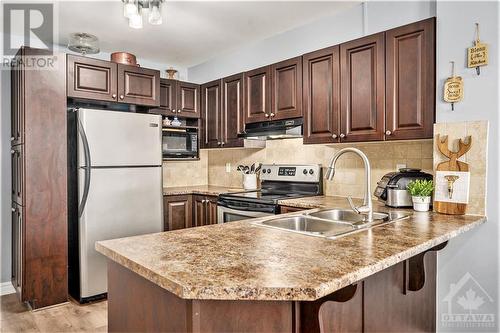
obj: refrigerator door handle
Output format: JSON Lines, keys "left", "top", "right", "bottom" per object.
{"left": 78, "top": 119, "right": 92, "bottom": 217}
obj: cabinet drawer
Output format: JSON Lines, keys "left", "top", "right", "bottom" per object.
{"left": 118, "top": 64, "right": 160, "bottom": 107}
{"left": 11, "top": 145, "right": 24, "bottom": 205}
{"left": 67, "top": 55, "right": 118, "bottom": 102}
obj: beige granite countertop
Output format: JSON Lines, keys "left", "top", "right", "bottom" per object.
{"left": 278, "top": 195, "right": 375, "bottom": 209}
{"left": 96, "top": 199, "right": 485, "bottom": 301}
{"left": 163, "top": 185, "right": 244, "bottom": 196}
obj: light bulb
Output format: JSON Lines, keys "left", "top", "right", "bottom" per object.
{"left": 148, "top": 5, "right": 162, "bottom": 25}
{"left": 123, "top": 0, "right": 137, "bottom": 18}
{"left": 129, "top": 11, "right": 143, "bottom": 29}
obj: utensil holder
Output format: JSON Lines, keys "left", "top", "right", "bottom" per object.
{"left": 243, "top": 174, "right": 258, "bottom": 190}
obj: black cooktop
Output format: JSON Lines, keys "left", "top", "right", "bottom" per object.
{"left": 219, "top": 190, "right": 308, "bottom": 204}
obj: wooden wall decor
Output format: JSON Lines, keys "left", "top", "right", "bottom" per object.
{"left": 443, "top": 61, "right": 463, "bottom": 111}
{"left": 434, "top": 135, "right": 472, "bottom": 215}
{"left": 467, "top": 23, "right": 488, "bottom": 75}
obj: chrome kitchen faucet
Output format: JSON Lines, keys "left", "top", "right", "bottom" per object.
{"left": 326, "top": 148, "right": 373, "bottom": 222}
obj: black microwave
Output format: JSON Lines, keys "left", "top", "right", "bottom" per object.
{"left": 162, "top": 127, "right": 198, "bottom": 159}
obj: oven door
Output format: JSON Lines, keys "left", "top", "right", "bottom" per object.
{"left": 217, "top": 205, "right": 274, "bottom": 224}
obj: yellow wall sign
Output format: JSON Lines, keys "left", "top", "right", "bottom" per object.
{"left": 444, "top": 77, "right": 464, "bottom": 103}
{"left": 467, "top": 42, "right": 488, "bottom": 68}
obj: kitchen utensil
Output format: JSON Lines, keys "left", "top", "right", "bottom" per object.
{"left": 111, "top": 52, "right": 138, "bottom": 66}
{"left": 250, "top": 163, "right": 255, "bottom": 173}
{"left": 254, "top": 164, "right": 262, "bottom": 174}
{"left": 374, "top": 168, "right": 433, "bottom": 208}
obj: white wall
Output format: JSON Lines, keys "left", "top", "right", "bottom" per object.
{"left": 435, "top": 2, "right": 499, "bottom": 331}
{"left": 187, "top": 1, "right": 436, "bottom": 83}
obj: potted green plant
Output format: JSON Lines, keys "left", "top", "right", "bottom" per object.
{"left": 406, "top": 179, "right": 434, "bottom": 212}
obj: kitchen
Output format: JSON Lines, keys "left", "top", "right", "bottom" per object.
{"left": 1, "top": 1, "right": 499, "bottom": 333}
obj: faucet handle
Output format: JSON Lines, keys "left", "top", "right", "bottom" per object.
{"left": 347, "top": 196, "right": 360, "bottom": 214}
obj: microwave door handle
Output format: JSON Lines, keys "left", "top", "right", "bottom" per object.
{"left": 78, "top": 119, "right": 92, "bottom": 218}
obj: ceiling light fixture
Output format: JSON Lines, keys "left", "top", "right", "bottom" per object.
{"left": 122, "top": 0, "right": 165, "bottom": 29}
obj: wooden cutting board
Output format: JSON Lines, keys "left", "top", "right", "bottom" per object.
{"left": 434, "top": 134, "right": 472, "bottom": 215}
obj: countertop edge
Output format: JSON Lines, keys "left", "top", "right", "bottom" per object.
{"left": 96, "top": 216, "right": 486, "bottom": 301}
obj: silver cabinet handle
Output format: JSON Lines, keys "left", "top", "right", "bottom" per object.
{"left": 10, "top": 137, "right": 15, "bottom": 141}
{"left": 385, "top": 130, "right": 392, "bottom": 135}
{"left": 119, "top": 94, "right": 124, "bottom": 100}
{"left": 172, "top": 109, "right": 176, "bottom": 113}
{"left": 270, "top": 113, "right": 275, "bottom": 117}
{"left": 221, "top": 142, "right": 225, "bottom": 146}
{"left": 10, "top": 149, "right": 15, "bottom": 154}
{"left": 332, "top": 134, "right": 338, "bottom": 139}
{"left": 112, "top": 93, "right": 117, "bottom": 99}
{"left": 11, "top": 207, "right": 16, "bottom": 212}
{"left": 340, "top": 133, "right": 346, "bottom": 138}
{"left": 217, "top": 142, "right": 221, "bottom": 145}
{"left": 264, "top": 114, "right": 270, "bottom": 118}
{"left": 177, "top": 109, "right": 181, "bottom": 113}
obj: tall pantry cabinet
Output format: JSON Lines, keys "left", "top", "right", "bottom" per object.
{"left": 10, "top": 47, "right": 68, "bottom": 309}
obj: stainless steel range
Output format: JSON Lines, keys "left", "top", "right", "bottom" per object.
{"left": 217, "top": 164, "right": 322, "bottom": 223}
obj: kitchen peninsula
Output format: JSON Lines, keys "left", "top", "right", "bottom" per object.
{"left": 96, "top": 201, "right": 485, "bottom": 332}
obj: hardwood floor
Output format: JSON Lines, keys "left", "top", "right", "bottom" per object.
{"left": 0, "top": 294, "right": 107, "bottom": 332}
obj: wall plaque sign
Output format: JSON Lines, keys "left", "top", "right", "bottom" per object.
{"left": 443, "top": 61, "right": 463, "bottom": 111}
{"left": 467, "top": 23, "right": 488, "bottom": 75}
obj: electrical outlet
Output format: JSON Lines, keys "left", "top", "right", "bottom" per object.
{"left": 225, "top": 163, "right": 231, "bottom": 173}
{"left": 396, "top": 163, "right": 407, "bottom": 171}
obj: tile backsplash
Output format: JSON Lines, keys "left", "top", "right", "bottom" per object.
{"left": 163, "top": 139, "right": 433, "bottom": 199}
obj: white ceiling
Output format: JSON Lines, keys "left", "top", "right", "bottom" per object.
{"left": 57, "top": 1, "right": 359, "bottom": 68}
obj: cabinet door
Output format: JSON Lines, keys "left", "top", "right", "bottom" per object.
{"left": 271, "top": 57, "right": 302, "bottom": 120}
{"left": 157, "top": 79, "right": 177, "bottom": 115}
{"left": 244, "top": 66, "right": 272, "bottom": 123}
{"left": 67, "top": 55, "right": 118, "bottom": 102}
{"left": 163, "top": 195, "right": 192, "bottom": 231}
{"left": 11, "top": 145, "right": 24, "bottom": 205}
{"left": 117, "top": 64, "right": 160, "bottom": 106}
{"left": 340, "top": 33, "right": 385, "bottom": 142}
{"left": 386, "top": 18, "right": 435, "bottom": 140}
{"left": 176, "top": 81, "right": 200, "bottom": 118}
{"left": 11, "top": 57, "right": 24, "bottom": 145}
{"left": 206, "top": 196, "right": 219, "bottom": 225}
{"left": 11, "top": 203, "right": 23, "bottom": 298}
{"left": 221, "top": 73, "right": 244, "bottom": 148}
{"left": 303, "top": 46, "right": 341, "bottom": 144}
{"left": 192, "top": 195, "right": 207, "bottom": 227}
{"left": 201, "top": 80, "right": 222, "bottom": 149}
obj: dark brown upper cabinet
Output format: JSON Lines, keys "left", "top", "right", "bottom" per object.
{"left": 11, "top": 62, "right": 24, "bottom": 145}
{"left": 244, "top": 65, "right": 272, "bottom": 123}
{"left": 340, "top": 32, "right": 386, "bottom": 142}
{"left": 67, "top": 54, "right": 160, "bottom": 107}
{"left": 221, "top": 73, "right": 244, "bottom": 147}
{"left": 302, "top": 46, "right": 341, "bottom": 144}
{"left": 201, "top": 74, "right": 244, "bottom": 149}
{"left": 271, "top": 57, "right": 303, "bottom": 120}
{"left": 117, "top": 64, "right": 160, "bottom": 107}
{"left": 154, "top": 79, "right": 200, "bottom": 118}
{"left": 176, "top": 81, "right": 200, "bottom": 118}
{"left": 158, "top": 79, "right": 176, "bottom": 113}
{"left": 67, "top": 55, "right": 118, "bottom": 102}
{"left": 385, "top": 18, "right": 436, "bottom": 140}
{"left": 201, "top": 79, "right": 222, "bottom": 148}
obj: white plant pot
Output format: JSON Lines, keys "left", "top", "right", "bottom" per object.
{"left": 412, "top": 196, "right": 431, "bottom": 212}
{"left": 243, "top": 174, "right": 258, "bottom": 190}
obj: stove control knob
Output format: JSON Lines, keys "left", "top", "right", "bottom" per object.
{"left": 303, "top": 169, "right": 308, "bottom": 175}
{"left": 262, "top": 169, "right": 267, "bottom": 174}
{"left": 309, "top": 169, "right": 314, "bottom": 175}
{"left": 267, "top": 169, "right": 271, "bottom": 174}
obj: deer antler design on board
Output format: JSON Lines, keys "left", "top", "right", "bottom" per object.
{"left": 436, "top": 135, "right": 472, "bottom": 171}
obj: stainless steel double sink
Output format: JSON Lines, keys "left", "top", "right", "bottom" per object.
{"left": 254, "top": 209, "right": 410, "bottom": 239}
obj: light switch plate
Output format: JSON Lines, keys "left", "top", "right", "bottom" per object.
{"left": 225, "top": 163, "right": 231, "bottom": 173}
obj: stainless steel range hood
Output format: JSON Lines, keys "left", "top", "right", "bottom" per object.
{"left": 238, "top": 118, "right": 303, "bottom": 140}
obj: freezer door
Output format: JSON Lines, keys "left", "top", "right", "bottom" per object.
{"left": 78, "top": 166, "right": 163, "bottom": 298}
{"left": 78, "top": 108, "right": 162, "bottom": 167}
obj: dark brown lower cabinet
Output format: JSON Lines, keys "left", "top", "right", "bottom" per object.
{"left": 163, "top": 195, "right": 192, "bottom": 231}
{"left": 279, "top": 206, "right": 304, "bottom": 214}
{"left": 164, "top": 194, "right": 218, "bottom": 231}
{"left": 11, "top": 203, "right": 23, "bottom": 297}
{"left": 107, "top": 248, "right": 441, "bottom": 332}
{"left": 193, "top": 195, "right": 218, "bottom": 227}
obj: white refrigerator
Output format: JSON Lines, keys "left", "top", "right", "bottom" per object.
{"left": 69, "top": 108, "right": 163, "bottom": 302}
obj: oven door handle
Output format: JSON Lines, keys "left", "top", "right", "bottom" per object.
{"left": 217, "top": 201, "right": 276, "bottom": 213}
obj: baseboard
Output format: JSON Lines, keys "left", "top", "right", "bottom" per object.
{"left": 1, "top": 281, "right": 15, "bottom": 296}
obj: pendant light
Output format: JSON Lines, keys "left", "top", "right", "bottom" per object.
{"left": 148, "top": 0, "right": 162, "bottom": 25}
{"left": 122, "top": 0, "right": 164, "bottom": 28}
{"left": 129, "top": 6, "right": 143, "bottom": 29}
